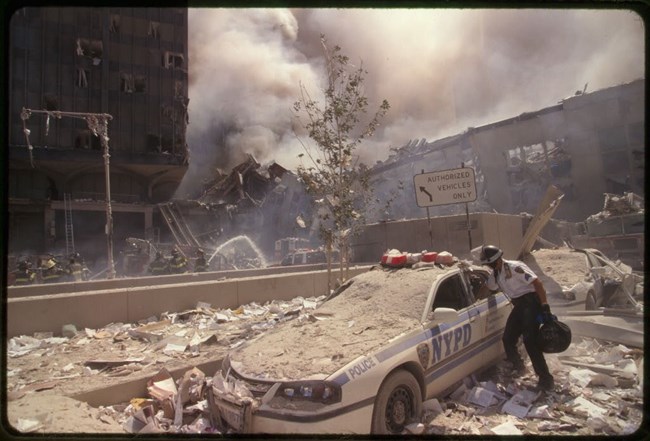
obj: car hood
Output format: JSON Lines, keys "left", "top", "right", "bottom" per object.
{"left": 228, "top": 266, "right": 450, "bottom": 381}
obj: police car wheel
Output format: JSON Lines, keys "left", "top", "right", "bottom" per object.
{"left": 371, "top": 370, "right": 422, "bottom": 434}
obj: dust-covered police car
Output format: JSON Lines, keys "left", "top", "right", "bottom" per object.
{"left": 210, "top": 261, "right": 511, "bottom": 434}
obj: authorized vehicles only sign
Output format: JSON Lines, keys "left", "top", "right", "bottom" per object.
{"left": 413, "top": 167, "right": 477, "bottom": 207}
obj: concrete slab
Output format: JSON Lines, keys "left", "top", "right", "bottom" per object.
{"left": 71, "top": 358, "right": 223, "bottom": 407}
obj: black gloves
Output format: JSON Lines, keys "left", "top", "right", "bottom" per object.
{"left": 540, "top": 303, "right": 555, "bottom": 324}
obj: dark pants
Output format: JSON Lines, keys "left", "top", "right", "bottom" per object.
{"left": 503, "top": 292, "right": 552, "bottom": 380}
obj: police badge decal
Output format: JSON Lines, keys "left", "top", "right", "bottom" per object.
{"left": 417, "top": 343, "right": 430, "bottom": 369}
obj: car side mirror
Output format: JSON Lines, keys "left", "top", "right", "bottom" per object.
{"left": 429, "top": 307, "right": 459, "bottom": 323}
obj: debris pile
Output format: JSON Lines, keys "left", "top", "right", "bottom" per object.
{"left": 99, "top": 336, "right": 644, "bottom": 435}
{"left": 416, "top": 337, "right": 643, "bottom": 436}
{"left": 6, "top": 296, "right": 324, "bottom": 405}
{"left": 6, "top": 250, "right": 645, "bottom": 435}
{"left": 587, "top": 192, "right": 644, "bottom": 221}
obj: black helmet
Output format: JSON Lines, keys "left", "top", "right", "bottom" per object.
{"left": 18, "top": 260, "right": 28, "bottom": 270}
{"left": 480, "top": 245, "right": 503, "bottom": 265}
{"left": 538, "top": 320, "right": 572, "bottom": 353}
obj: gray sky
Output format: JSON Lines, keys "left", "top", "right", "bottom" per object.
{"left": 179, "top": 7, "right": 644, "bottom": 196}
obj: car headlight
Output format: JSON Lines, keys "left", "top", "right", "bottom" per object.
{"left": 275, "top": 381, "right": 342, "bottom": 404}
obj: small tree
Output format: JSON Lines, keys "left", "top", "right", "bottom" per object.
{"left": 293, "top": 36, "right": 390, "bottom": 290}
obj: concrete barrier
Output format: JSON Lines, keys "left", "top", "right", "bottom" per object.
{"left": 7, "top": 266, "right": 372, "bottom": 338}
{"left": 7, "top": 263, "right": 374, "bottom": 298}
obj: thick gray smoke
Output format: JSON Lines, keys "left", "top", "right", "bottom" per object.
{"left": 177, "top": 8, "right": 644, "bottom": 197}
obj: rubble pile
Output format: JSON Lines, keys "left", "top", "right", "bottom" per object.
{"left": 522, "top": 247, "right": 589, "bottom": 300}
{"left": 41, "top": 335, "right": 639, "bottom": 435}
{"left": 413, "top": 336, "right": 643, "bottom": 436}
{"left": 6, "top": 295, "right": 325, "bottom": 432}
{"left": 588, "top": 192, "right": 644, "bottom": 221}
{"left": 5, "top": 254, "right": 645, "bottom": 435}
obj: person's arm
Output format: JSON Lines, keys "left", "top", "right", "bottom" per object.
{"left": 477, "top": 283, "right": 491, "bottom": 300}
{"left": 532, "top": 278, "right": 548, "bottom": 305}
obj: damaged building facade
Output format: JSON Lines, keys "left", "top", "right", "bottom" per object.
{"left": 159, "top": 155, "right": 316, "bottom": 264}
{"left": 369, "top": 79, "right": 645, "bottom": 224}
{"left": 7, "top": 7, "right": 189, "bottom": 268}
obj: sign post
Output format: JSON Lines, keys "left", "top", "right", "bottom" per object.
{"left": 413, "top": 166, "right": 477, "bottom": 252}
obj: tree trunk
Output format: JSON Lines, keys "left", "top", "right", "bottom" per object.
{"left": 326, "top": 239, "right": 332, "bottom": 294}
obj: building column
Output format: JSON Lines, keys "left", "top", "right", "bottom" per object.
{"left": 44, "top": 205, "right": 56, "bottom": 249}
{"left": 144, "top": 206, "right": 153, "bottom": 232}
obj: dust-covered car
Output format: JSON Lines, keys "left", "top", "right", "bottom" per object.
{"left": 575, "top": 247, "right": 643, "bottom": 310}
{"left": 209, "top": 262, "right": 512, "bottom": 434}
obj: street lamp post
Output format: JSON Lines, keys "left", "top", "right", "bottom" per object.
{"left": 20, "top": 108, "right": 116, "bottom": 279}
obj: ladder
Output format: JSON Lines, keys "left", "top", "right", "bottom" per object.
{"left": 64, "top": 193, "right": 75, "bottom": 255}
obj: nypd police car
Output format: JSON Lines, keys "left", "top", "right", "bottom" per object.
{"left": 210, "top": 262, "right": 511, "bottom": 434}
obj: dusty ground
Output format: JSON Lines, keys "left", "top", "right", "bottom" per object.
{"left": 4, "top": 249, "right": 644, "bottom": 435}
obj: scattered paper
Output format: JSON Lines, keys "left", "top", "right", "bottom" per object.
{"left": 568, "top": 396, "right": 607, "bottom": 418}
{"left": 468, "top": 386, "right": 500, "bottom": 407}
{"left": 490, "top": 421, "right": 523, "bottom": 435}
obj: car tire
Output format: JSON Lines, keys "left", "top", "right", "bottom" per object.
{"left": 585, "top": 290, "right": 598, "bottom": 310}
{"left": 371, "top": 369, "right": 422, "bottom": 434}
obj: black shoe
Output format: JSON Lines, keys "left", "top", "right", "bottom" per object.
{"left": 536, "top": 375, "right": 555, "bottom": 391}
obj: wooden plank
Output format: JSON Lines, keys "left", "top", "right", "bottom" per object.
{"left": 518, "top": 185, "right": 564, "bottom": 258}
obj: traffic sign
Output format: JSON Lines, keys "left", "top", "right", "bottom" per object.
{"left": 413, "top": 167, "right": 477, "bottom": 207}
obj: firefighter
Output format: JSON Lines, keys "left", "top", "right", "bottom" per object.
{"left": 194, "top": 249, "right": 208, "bottom": 272}
{"left": 477, "top": 245, "right": 555, "bottom": 391}
{"left": 41, "top": 257, "right": 65, "bottom": 284}
{"left": 14, "top": 260, "right": 36, "bottom": 285}
{"left": 169, "top": 247, "right": 188, "bottom": 274}
{"left": 68, "top": 252, "right": 89, "bottom": 282}
{"left": 148, "top": 251, "right": 170, "bottom": 276}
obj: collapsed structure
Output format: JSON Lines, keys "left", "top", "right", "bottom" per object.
{"left": 6, "top": 7, "right": 644, "bottom": 276}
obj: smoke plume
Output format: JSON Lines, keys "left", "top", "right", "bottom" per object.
{"left": 177, "top": 7, "right": 644, "bottom": 197}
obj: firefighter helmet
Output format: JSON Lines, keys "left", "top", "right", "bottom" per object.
{"left": 538, "top": 320, "right": 572, "bottom": 353}
{"left": 480, "top": 245, "right": 503, "bottom": 265}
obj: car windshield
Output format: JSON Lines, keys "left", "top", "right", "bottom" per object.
{"left": 319, "top": 266, "right": 447, "bottom": 321}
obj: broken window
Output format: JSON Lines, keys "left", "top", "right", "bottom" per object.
{"left": 174, "top": 80, "right": 184, "bottom": 98}
{"left": 76, "top": 38, "right": 103, "bottom": 65}
{"left": 148, "top": 21, "right": 160, "bottom": 39}
{"left": 160, "top": 134, "right": 173, "bottom": 153}
{"left": 162, "top": 51, "right": 184, "bottom": 69}
{"left": 121, "top": 73, "right": 134, "bottom": 93}
{"left": 431, "top": 275, "right": 468, "bottom": 312}
{"left": 43, "top": 94, "right": 58, "bottom": 111}
{"left": 109, "top": 14, "right": 120, "bottom": 33}
{"left": 75, "top": 68, "right": 89, "bottom": 88}
{"left": 147, "top": 134, "right": 161, "bottom": 152}
{"left": 134, "top": 75, "right": 146, "bottom": 93}
{"left": 75, "top": 130, "right": 101, "bottom": 150}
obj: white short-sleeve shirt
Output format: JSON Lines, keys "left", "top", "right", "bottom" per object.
{"left": 485, "top": 259, "right": 538, "bottom": 299}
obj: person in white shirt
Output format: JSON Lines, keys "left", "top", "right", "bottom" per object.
{"left": 477, "top": 245, "right": 555, "bottom": 391}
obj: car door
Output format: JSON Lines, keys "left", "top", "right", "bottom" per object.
{"left": 462, "top": 268, "right": 512, "bottom": 365}
{"left": 421, "top": 271, "right": 483, "bottom": 398}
